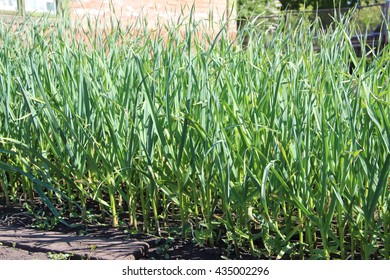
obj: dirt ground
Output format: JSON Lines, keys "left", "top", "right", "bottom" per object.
{"left": 0, "top": 238, "right": 227, "bottom": 260}
{"left": 0, "top": 245, "right": 49, "bottom": 260}
{"left": 0, "top": 205, "right": 252, "bottom": 260}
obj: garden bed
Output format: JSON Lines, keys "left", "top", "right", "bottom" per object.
{"left": 0, "top": 205, "right": 254, "bottom": 260}
{"left": 0, "top": 13, "right": 389, "bottom": 260}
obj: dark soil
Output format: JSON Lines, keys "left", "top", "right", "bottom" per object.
{"left": 0, "top": 205, "right": 254, "bottom": 260}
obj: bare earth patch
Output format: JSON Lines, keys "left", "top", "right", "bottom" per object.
{"left": 0, "top": 205, "right": 247, "bottom": 260}
{"left": 0, "top": 245, "right": 49, "bottom": 260}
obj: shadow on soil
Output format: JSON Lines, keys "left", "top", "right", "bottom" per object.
{"left": 0, "top": 205, "right": 256, "bottom": 260}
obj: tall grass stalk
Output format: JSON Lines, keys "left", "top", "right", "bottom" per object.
{"left": 0, "top": 11, "right": 388, "bottom": 259}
